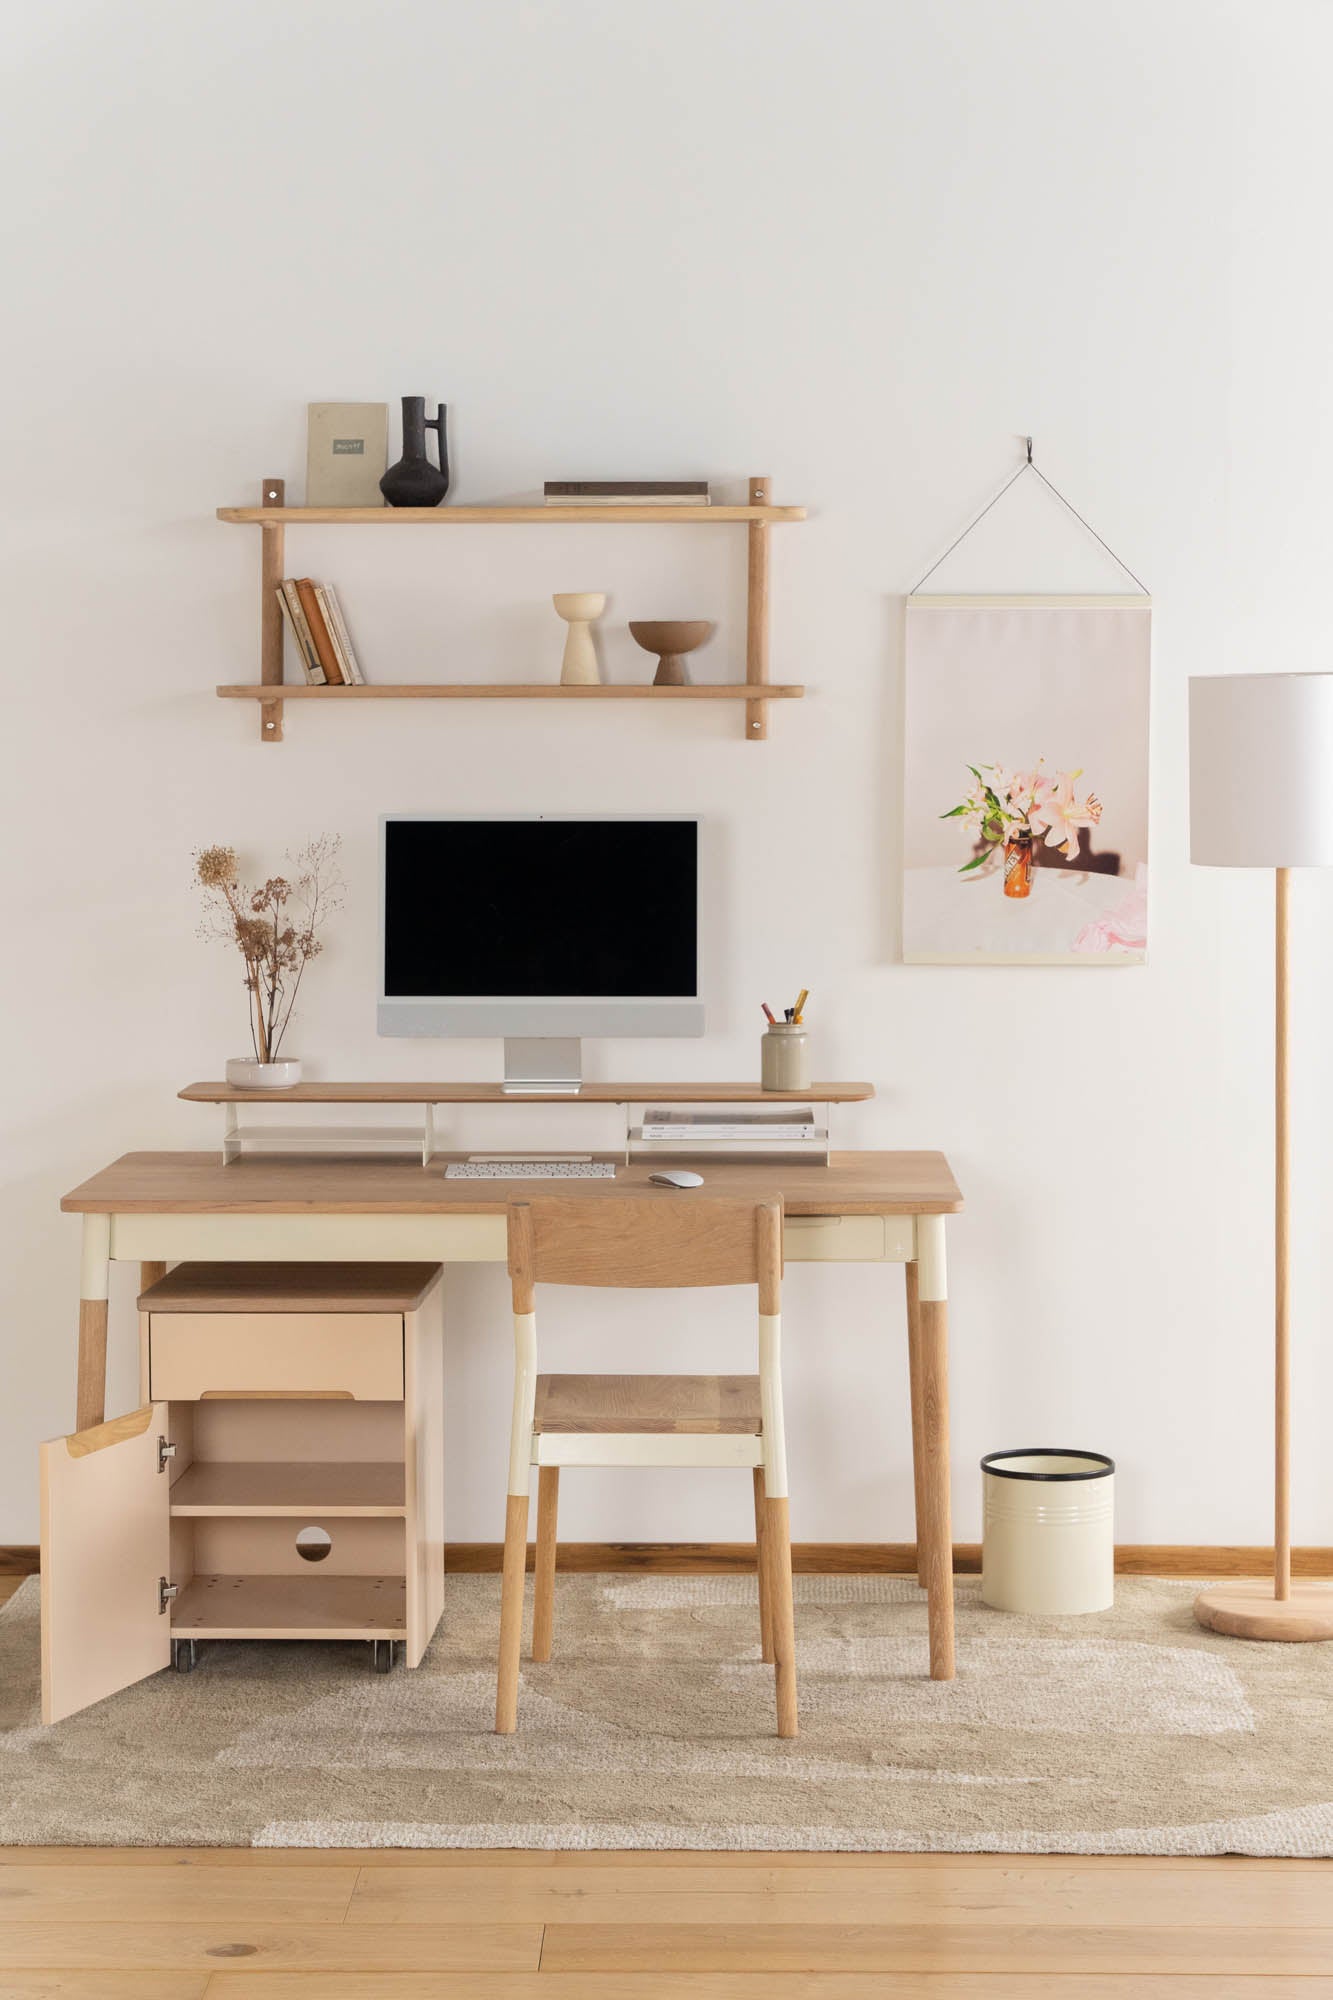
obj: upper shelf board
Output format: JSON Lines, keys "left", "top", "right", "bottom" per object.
{"left": 218, "top": 503, "right": 805, "bottom": 524}
{"left": 181, "top": 1080, "right": 874, "bottom": 1105}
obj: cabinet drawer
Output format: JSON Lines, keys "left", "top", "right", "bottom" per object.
{"left": 783, "top": 1215, "right": 913, "bottom": 1261}
{"left": 148, "top": 1313, "right": 404, "bottom": 1402}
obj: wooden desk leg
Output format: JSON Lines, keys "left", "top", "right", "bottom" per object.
{"left": 904, "top": 1259, "right": 928, "bottom": 1589}
{"left": 76, "top": 1215, "right": 112, "bottom": 1432}
{"left": 911, "top": 1215, "right": 955, "bottom": 1681}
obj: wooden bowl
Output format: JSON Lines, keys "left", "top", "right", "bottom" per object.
{"left": 629, "top": 619, "right": 715, "bottom": 686}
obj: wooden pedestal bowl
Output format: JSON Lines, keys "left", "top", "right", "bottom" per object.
{"left": 629, "top": 619, "right": 715, "bottom": 686}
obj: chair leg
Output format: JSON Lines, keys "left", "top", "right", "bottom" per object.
{"left": 764, "top": 1494, "right": 799, "bottom": 1738}
{"left": 752, "top": 1465, "right": 774, "bottom": 1662}
{"left": 532, "top": 1466, "right": 559, "bottom": 1662}
{"left": 495, "top": 1490, "right": 529, "bottom": 1733}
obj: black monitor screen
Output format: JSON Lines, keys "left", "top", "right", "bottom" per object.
{"left": 383, "top": 819, "right": 698, "bottom": 997}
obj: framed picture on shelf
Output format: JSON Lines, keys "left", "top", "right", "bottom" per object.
{"left": 903, "top": 595, "right": 1151, "bottom": 965}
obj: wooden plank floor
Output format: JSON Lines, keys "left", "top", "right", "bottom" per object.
{"left": 3, "top": 1849, "right": 1333, "bottom": 1993}
{"left": 5, "top": 1584, "right": 1333, "bottom": 1993}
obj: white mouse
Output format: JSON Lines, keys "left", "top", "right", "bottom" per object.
{"left": 649, "top": 1168, "right": 704, "bottom": 1189}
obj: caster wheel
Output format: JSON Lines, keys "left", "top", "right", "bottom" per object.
{"left": 371, "top": 1640, "right": 396, "bottom": 1675}
{"left": 172, "top": 1639, "right": 197, "bottom": 1674}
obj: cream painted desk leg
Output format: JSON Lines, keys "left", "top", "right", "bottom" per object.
{"left": 904, "top": 1259, "right": 929, "bottom": 1589}
{"left": 75, "top": 1215, "right": 111, "bottom": 1432}
{"left": 910, "top": 1215, "right": 955, "bottom": 1681}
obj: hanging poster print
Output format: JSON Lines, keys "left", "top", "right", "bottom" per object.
{"left": 903, "top": 596, "right": 1151, "bottom": 964}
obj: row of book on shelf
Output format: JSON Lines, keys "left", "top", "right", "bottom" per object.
{"left": 277, "top": 578, "right": 366, "bottom": 684}
{"left": 628, "top": 1106, "right": 830, "bottom": 1165}
{"left": 542, "top": 480, "right": 709, "bottom": 507}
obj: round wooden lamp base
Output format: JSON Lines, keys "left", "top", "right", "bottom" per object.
{"left": 1194, "top": 1578, "right": 1333, "bottom": 1642}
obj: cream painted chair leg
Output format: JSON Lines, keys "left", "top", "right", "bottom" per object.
{"left": 76, "top": 1214, "right": 111, "bottom": 1432}
{"left": 753, "top": 1466, "right": 774, "bottom": 1662}
{"left": 765, "top": 1495, "right": 798, "bottom": 1737}
{"left": 759, "top": 1308, "right": 798, "bottom": 1737}
{"left": 496, "top": 1307, "right": 538, "bottom": 1734}
{"left": 532, "top": 1467, "right": 559, "bottom": 1662}
{"left": 913, "top": 1216, "right": 956, "bottom": 1682}
{"left": 904, "top": 1259, "right": 929, "bottom": 1589}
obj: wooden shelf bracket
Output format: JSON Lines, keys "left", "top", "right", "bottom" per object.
{"left": 259, "top": 477, "right": 284, "bottom": 744}
{"left": 746, "top": 475, "right": 771, "bottom": 740}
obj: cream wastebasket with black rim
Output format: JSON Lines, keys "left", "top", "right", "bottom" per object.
{"left": 981, "top": 1449, "right": 1115, "bottom": 1614}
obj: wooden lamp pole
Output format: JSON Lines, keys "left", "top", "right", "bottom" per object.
{"left": 1191, "top": 676, "right": 1333, "bottom": 1642}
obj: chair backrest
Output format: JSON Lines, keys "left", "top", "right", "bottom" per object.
{"left": 508, "top": 1196, "right": 782, "bottom": 1314}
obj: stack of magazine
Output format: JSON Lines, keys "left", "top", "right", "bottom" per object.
{"left": 628, "top": 1105, "right": 829, "bottom": 1166}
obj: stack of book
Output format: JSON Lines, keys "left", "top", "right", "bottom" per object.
{"left": 277, "top": 579, "right": 366, "bottom": 685}
{"left": 628, "top": 1105, "right": 829, "bottom": 1166}
{"left": 543, "top": 480, "right": 710, "bottom": 507}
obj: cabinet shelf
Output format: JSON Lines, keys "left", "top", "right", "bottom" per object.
{"left": 169, "top": 1461, "right": 406, "bottom": 1517}
{"left": 222, "top": 472, "right": 803, "bottom": 742}
{"left": 171, "top": 1573, "right": 406, "bottom": 1639}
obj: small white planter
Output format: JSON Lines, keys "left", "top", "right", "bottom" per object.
{"left": 981, "top": 1449, "right": 1114, "bottom": 1616}
{"left": 225, "top": 1056, "right": 303, "bottom": 1090}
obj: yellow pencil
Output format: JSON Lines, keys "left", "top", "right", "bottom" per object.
{"left": 794, "top": 987, "right": 809, "bottom": 1022}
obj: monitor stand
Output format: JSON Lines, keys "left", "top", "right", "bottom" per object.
{"left": 502, "top": 1037, "right": 582, "bottom": 1095}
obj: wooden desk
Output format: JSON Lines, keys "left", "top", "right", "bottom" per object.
{"left": 60, "top": 1149, "right": 963, "bottom": 1678}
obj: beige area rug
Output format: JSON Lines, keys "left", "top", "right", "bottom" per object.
{"left": 3, "top": 1573, "right": 1332, "bottom": 1853}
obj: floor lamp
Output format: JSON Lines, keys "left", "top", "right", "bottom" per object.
{"left": 1190, "top": 672, "right": 1333, "bottom": 1641}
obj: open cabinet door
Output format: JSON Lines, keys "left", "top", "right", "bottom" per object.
{"left": 40, "top": 1403, "right": 172, "bottom": 1724}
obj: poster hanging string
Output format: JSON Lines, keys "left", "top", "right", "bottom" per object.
{"left": 909, "top": 439, "right": 1149, "bottom": 596}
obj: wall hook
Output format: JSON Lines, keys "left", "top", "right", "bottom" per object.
{"left": 1025, "top": 436, "right": 1034, "bottom": 463}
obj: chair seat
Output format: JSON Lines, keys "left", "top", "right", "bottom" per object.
{"left": 533, "top": 1373, "right": 762, "bottom": 1435}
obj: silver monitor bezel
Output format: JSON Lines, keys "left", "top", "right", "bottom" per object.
{"left": 376, "top": 812, "right": 705, "bottom": 1040}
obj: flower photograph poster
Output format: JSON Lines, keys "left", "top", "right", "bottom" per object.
{"left": 903, "top": 597, "right": 1151, "bottom": 965}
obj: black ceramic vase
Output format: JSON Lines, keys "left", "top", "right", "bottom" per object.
{"left": 380, "top": 396, "right": 450, "bottom": 506}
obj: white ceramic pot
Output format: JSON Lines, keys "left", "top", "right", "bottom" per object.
{"left": 225, "top": 1056, "right": 303, "bottom": 1090}
{"left": 980, "top": 1449, "right": 1115, "bottom": 1616}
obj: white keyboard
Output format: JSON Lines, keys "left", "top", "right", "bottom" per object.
{"left": 445, "top": 1160, "right": 618, "bottom": 1180}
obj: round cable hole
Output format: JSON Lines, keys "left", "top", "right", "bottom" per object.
{"left": 295, "top": 1526, "right": 332, "bottom": 1564}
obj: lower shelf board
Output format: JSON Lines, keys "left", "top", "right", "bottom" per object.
{"left": 171, "top": 1572, "right": 406, "bottom": 1639}
{"left": 169, "top": 1460, "right": 406, "bottom": 1516}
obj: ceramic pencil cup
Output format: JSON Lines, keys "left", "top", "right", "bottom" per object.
{"left": 761, "top": 1022, "right": 809, "bottom": 1091}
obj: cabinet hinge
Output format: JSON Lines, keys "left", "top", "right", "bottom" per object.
{"left": 158, "top": 1437, "right": 176, "bottom": 1473}
{"left": 158, "top": 1577, "right": 178, "bottom": 1615}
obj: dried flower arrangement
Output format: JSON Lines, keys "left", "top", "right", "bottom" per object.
{"left": 195, "top": 836, "right": 343, "bottom": 1063}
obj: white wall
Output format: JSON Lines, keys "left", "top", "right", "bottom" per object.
{"left": 5, "top": 0, "right": 1333, "bottom": 1549}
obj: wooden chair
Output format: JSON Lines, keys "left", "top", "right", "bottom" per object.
{"left": 496, "top": 1195, "right": 797, "bottom": 1737}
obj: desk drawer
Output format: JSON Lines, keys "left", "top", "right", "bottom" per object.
{"left": 783, "top": 1215, "right": 914, "bottom": 1262}
{"left": 148, "top": 1313, "right": 404, "bottom": 1402}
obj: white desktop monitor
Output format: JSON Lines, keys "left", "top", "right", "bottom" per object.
{"left": 377, "top": 815, "right": 704, "bottom": 1090}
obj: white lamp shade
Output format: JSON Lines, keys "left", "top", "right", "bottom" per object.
{"left": 1190, "top": 673, "right": 1333, "bottom": 867}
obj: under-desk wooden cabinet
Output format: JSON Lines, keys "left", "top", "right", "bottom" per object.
{"left": 40, "top": 1262, "right": 445, "bottom": 1724}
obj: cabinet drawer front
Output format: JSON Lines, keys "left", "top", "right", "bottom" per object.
{"left": 149, "top": 1313, "right": 403, "bottom": 1401}
{"left": 784, "top": 1215, "right": 912, "bottom": 1261}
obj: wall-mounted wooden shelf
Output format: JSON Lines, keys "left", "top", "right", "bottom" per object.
{"left": 218, "top": 503, "right": 805, "bottom": 525}
{"left": 217, "top": 682, "right": 804, "bottom": 704}
{"left": 218, "top": 475, "right": 805, "bottom": 743}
